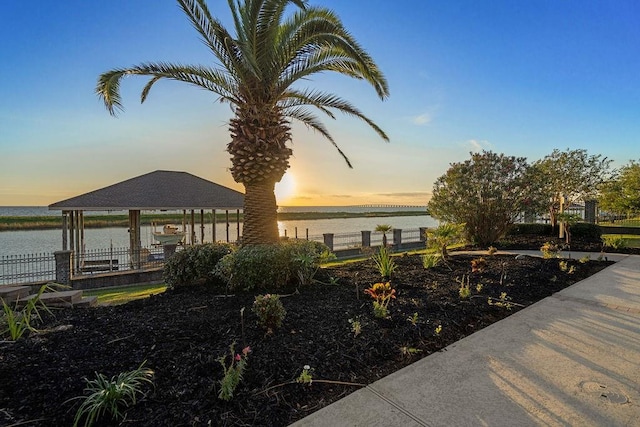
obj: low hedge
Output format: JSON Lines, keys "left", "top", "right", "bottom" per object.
{"left": 506, "top": 222, "right": 602, "bottom": 241}
{"left": 163, "top": 242, "right": 236, "bottom": 288}
{"left": 506, "top": 223, "right": 554, "bottom": 236}
{"left": 214, "top": 240, "right": 331, "bottom": 291}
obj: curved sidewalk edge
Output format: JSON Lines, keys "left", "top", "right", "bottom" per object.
{"left": 292, "top": 253, "right": 640, "bottom": 427}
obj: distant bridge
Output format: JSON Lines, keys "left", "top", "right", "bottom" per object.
{"left": 354, "top": 204, "right": 427, "bottom": 209}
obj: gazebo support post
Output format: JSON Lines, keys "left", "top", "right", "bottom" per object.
{"left": 190, "top": 210, "right": 196, "bottom": 244}
{"left": 226, "top": 210, "right": 230, "bottom": 242}
{"left": 200, "top": 209, "right": 205, "bottom": 243}
{"left": 79, "top": 210, "right": 85, "bottom": 259}
{"left": 74, "top": 210, "right": 81, "bottom": 271}
{"left": 62, "top": 211, "right": 69, "bottom": 250}
{"left": 236, "top": 209, "right": 240, "bottom": 242}
{"left": 212, "top": 209, "right": 217, "bottom": 242}
{"left": 129, "top": 210, "right": 141, "bottom": 269}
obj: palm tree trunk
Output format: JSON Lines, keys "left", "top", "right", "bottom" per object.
{"left": 242, "top": 180, "right": 279, "bottom": 245}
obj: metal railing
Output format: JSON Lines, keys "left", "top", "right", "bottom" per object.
{"left": 1, "top": 228, "right": 428, "bottom": 286}
{"left": 75, "top": 246, "right": 166, "bottom": 275}
{"left": 305, "top": 228, "right": 426, "bottom": 251}
{"left": 0, "top": 253, "right": 56, "bottom": 286}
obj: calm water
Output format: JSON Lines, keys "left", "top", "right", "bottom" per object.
{"left": 0, "top": 206, "right": 437, "bottom": 257}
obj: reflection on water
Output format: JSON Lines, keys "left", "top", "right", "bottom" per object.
{"left": 0, "top": 215, "right": 437, "bottom": 258}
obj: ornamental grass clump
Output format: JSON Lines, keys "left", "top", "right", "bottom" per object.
{"left": 372, "top": 246, "right": 397, "bottom": 279}
{"left": 218, "top": 342, "right": 251, "bottom": 401}
{"left": 364, "top": 282, "right": 396, "bottom": 318}
{"left": 1, "top": 284, "right": 54, "bottom": 341}
{"left": 421, "top": 253, "right": 441, "bottom": 269}
{"left": 252, "top": 294, "right": 286, "bottom": 333}
{"left": 71, "top": 362, "right": 154, "bottom": 427}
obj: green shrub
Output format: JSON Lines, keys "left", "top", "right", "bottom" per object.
{"left": 570, "top": 223, "right": 602, "bottom": 240}
{"left": 287, "top": 240, "right": 335, "bottom": 285}
{"left": 252, "top": 294, "right": 286, "bottom": 332}
{"left": 602, "top": 235, "right": 626, "bottom": 249}
{"left": 214, "top": 240, "right": 331, "bottom": 291}
{"left": 163, "top": 243, "right": 235, "bottom": 288}
{"left": 506, "top": 223, "right": 553, "bottom": 236}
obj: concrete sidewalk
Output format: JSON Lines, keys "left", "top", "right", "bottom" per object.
{"left": 292, "top": 253, "right": 640, "bottom": 427}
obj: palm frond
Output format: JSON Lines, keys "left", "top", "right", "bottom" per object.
{"left": 96, "top": 62, "right": 240, "bottom": 115}
{"left": 282, "top": 89, "right": 389, "bottom": 142}
{"left": 284, "top": 106, "right": 354, "bottom": 168}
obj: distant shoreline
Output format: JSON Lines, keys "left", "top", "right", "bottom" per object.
{"left": 0, "top": 210, "right": 430, "bottom": 232}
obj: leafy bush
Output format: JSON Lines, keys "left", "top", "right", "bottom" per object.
{"left": 506, "top": 223, "right": 554, "bottom": 236}
{"left": 428, "top": 151, "right": 545, "bottom": 246}
{"left": 252, "top": 294, "right": 286, "bottom": 332}
{"left": 286, "top": 240, "right": 335, "bottom": 285}
{"left": 215, "top": 240, "right": 331, "bottom": 291}
{"left": 570, "top": 223, "right": 602, "bottom": 240}
{"left": 163, "top": 243, "right": 236, "bottom": 289}
{"left": 602, "top": 235, "right": 626, "bottom": 249}
{"left": 427, "top": 223, "right": 465, "bottom": 257}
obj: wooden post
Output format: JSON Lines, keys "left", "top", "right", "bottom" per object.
{"left": 79, "top": 210, "right": 85, "bottom": 258}
{"left": 226, "top": 210, "right": 230, "bottom": 242}
{"left": 74, "top": 210, "right": 81, "bottom": 270}
{"left": 212, "top": 209, "right": 217, "bottom": 242}
{"left": 62, "top": 211, "right": 68, "bottom": 251}
{"left": 200, "top": 209, "right": 205, "bottom": 243}
{"left": 236, "top": 209, "right": 240, "bottom": 242}
{"left": 129, "top": 210, "right": 141, "bottom": 269}
{"left": 190, "top": 210, "right": 196, "bottom": 244}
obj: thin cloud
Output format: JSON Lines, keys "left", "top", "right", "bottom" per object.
{"left": 465, "top": 139, "right": 492, "bottom": 152}
{"left": 411, "top": 113, "right": 432, "bottom": 126}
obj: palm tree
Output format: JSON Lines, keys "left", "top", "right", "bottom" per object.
{"left": 96, "top": 0, "right": 389, "bottom": 245}
{"left": 375, "top": 224, "right": 393, "bottom": 247}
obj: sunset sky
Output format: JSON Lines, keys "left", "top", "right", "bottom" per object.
{"left": 1, "top": 1, "right": 639, "bottom": 207}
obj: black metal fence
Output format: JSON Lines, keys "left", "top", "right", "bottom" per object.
{"left": 75, "top": 246, "right": 166, "bottom": 275}
{"left": 0, "top": 227, "right": 427, "bottom": 287}
{"left": 0, "top": 253, "right": 56, "bottom": 286}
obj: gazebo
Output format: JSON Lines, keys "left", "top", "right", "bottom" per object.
{"left": 49, "top": 170, "right": 244, "bottom": 270}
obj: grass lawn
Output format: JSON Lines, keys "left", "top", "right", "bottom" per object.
{"left": 602, "top": 234, "right": 640, "bottom": 248}
{"left": 83, "top": 283, "right": 167, "bottom": 305}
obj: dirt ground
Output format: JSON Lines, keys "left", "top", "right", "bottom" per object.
{"left": 0, "top": 245, "right": 613, "bottom": 427}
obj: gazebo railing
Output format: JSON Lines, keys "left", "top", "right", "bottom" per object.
{"left": 74, "top": 246, "right": 166, "bottom": 275}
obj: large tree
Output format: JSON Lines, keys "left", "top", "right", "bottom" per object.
{"left": 598, "top": 160, "right": 640, "bottom": 217}
{"left": 97, "top": 0, "right": 389, "bottom": 245}
{"left": 428, "top": 151, "right": 543, "bottom": 246}
{"left": 532, "top": 148, "right": 612, "bottom": 228}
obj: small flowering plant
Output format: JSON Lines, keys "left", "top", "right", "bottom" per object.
{"left": 364, "top": 282, "right": 396, "bottom": 318}
{"left": 296, "top": 365, "right": 314, "bottom": 385}
{"left": 252, "top": 294, "right": 286, "bottom": 333}
{"left": 540, "top": 241, "right": 560, "bottom": 259}
{"left": 218, "top": 342, "right": 251, "bottom": 401}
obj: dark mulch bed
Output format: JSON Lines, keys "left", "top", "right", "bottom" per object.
{"left": 0, "top": 249, "right": 615, "bottom": 426}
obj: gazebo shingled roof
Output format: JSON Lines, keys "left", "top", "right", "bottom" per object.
{"left": 48, "top": 170, "right": 244, "bottom": 211}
